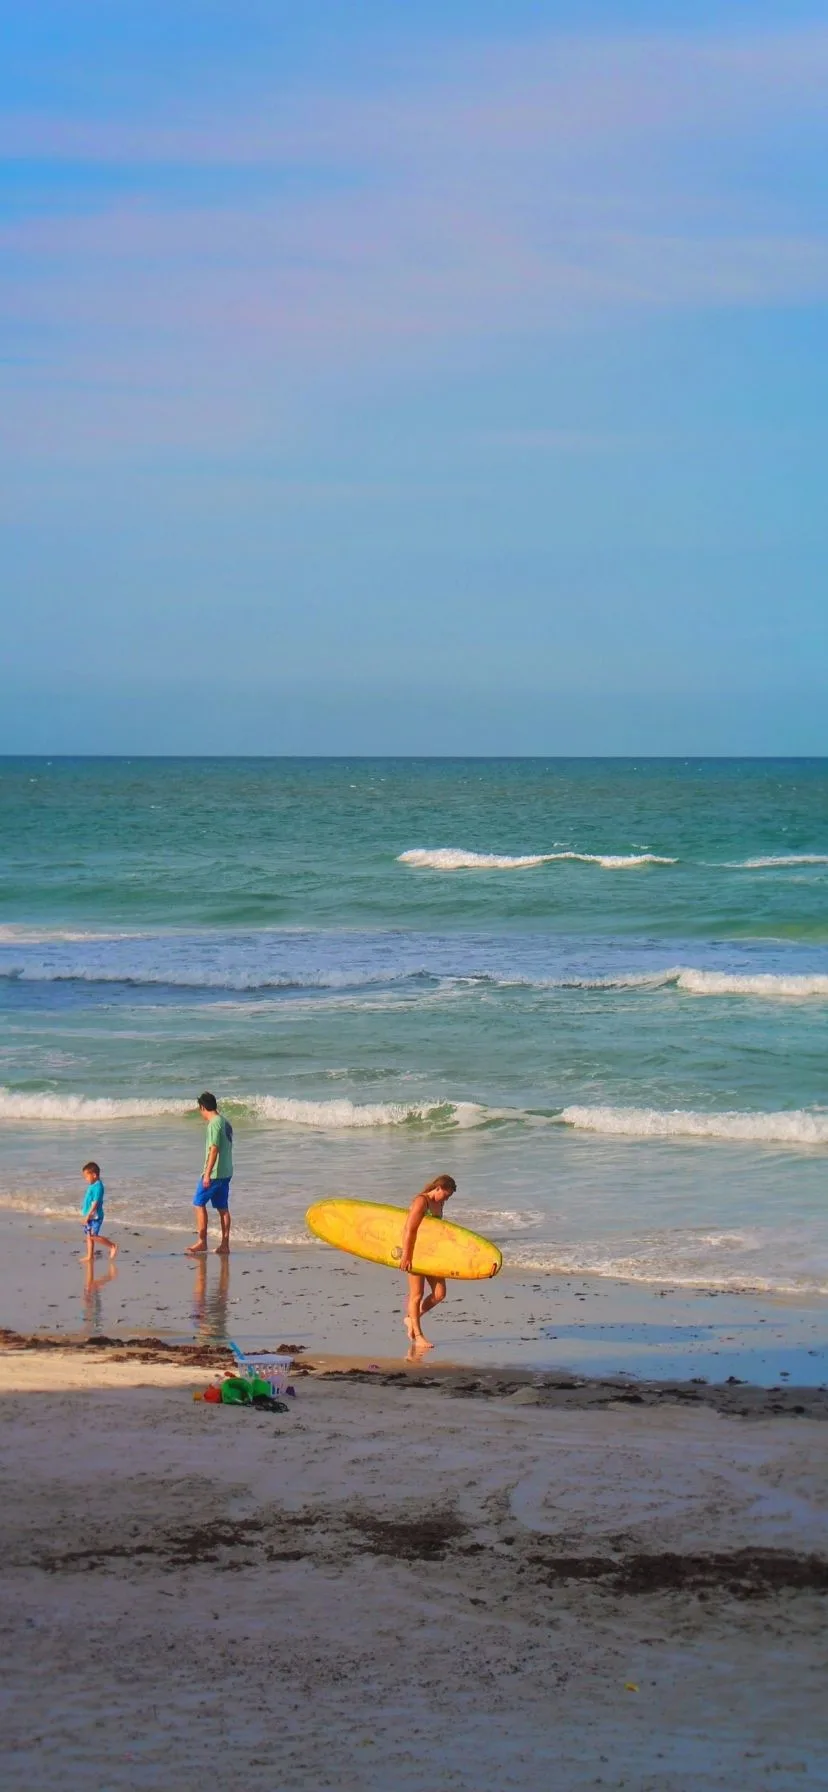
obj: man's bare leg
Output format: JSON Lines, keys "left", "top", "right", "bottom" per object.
{"left": 215, "top": 1208, "right": 231, "bottom": 1254}
{"left": 186, "top": 1208, "right": 209, "bottom": 1255}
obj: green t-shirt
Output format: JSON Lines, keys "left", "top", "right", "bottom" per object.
{"left": 204, "top": 1114, "right": 233, "bottom": 1181}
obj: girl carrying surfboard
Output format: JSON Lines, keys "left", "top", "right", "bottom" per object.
{"left": 399, "top": 1175, "right": 457, "bottom": 1350}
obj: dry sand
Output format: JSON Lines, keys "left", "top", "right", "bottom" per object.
{"left": 1, "top": 1344, "right": 827, "bottom": 1791}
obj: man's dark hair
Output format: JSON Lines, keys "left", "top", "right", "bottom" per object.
{"left": 197, "top": 1092, "right": 218, "bottom": 1112}
{"left": 83, "top": 1161, "right": 101, "bottom": 1178}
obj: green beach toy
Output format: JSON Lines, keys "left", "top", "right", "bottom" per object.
{"left": 220, "top": 1374, "right": 275, "bottom": 1404}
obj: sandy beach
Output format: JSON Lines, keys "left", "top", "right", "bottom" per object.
{"left": 3, "top": 1195, "right": 827, "bottom": 1788}
{"left": 1, "top": 1339, "right": 827, "bottom": 1792}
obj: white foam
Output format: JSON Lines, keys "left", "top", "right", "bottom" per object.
{"left": 579, "top": 853, "right": 677, "bottom": 868}
{"left": 560, "top": 1104, "right": 828, "bottom": 1147}
{"left": 734, "top": 855, "right": 828, "bottom": 870}
{"left": 3, "top": 960, "right": 825, "bottom": 1000}
{"left": 246, "top": 1095, "right": 470, "bottom": 1129}
{"left": 398, "top": 848, "right": 676, "bottom": 871}
{"left": 458, "top": 967, "right": 828, "bottom": 998}
{"left": 0, "top": 924, "right": 153, "bottom": 945}
{"left": 0, "top": 1089, "right": 192, "bottom": 1121}
{"left": 0, "top": 1087, "right": 494, "bottom": 1130}
{"left": 676, "top": 969, "right": 828, "bottom": 999}
{"left": 553, "top": 969, "right": 681, "bottom": 991}
{"left": 507, "top": 1244, "right": 828, "bottom": 1295}
{"left": 461, "top": 1207, "right": 545, "bottom": 1233}
{"left": 398, "top": 848, "right": 557, "bottom": 870}
{"left": 0, "top": 965, "right": 390, "bottom": 991}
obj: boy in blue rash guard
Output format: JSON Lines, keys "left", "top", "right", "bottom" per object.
{"left": 81, "top": 1161, "right": 118, "bottom": 1263}
{"left": 187, "top": 1092, "right": 234, "bottom": 1256}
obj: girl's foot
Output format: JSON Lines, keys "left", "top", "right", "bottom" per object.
{"left": 403, "top": 1314, "right": 417, "bottom": 1341}
{"left": 186, "top": 1243, "right": 208, "bottom": 1256}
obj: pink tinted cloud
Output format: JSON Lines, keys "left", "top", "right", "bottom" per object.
{"left": 3, "top": 25, "right": 828, "bottom": 164}
{"left": 2, "top": 22, "right": 828, "bottom": 456}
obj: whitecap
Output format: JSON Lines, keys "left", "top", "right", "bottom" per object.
{"left": 0, "top": 1090, "right": 192, "bottom": 1121}
{"left": 676, "top": 969, "right": 828, "bottom": 999}
{"left": 398, "top": 848, "right": 676, "bottom": 871}
{"left": 732, "top": 855, "right": 828, "bottom": 870}
{"left": 0, "top": 1087, "right": 498, "bottom": 1130}
{"left": 559, "top": 1104, "right": 828, "bottom": 1147}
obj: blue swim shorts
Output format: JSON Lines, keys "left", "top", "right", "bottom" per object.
{"left": 84, "top": 1215, "right": 104, "bottom": 1236}
{"left": 193, "top": 1177, "right": 231, "bottom": 1211}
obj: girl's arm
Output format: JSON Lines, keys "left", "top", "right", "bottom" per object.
{"left": 399, "top": 1195, "right": 429, "bottom": 1273}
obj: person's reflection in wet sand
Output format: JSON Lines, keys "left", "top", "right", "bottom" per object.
{"left": 191, "top": 1252, "right": 231, "bottom": 1345}
{"left": 82, "top": 1259, "right": 118, "bottom": 1333}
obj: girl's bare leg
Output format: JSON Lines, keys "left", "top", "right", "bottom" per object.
{"left": 419, "top": 1278, "right": 446, "bottom": 1317}
{"left": 405, "top": 1274, "right": 427, "bottom": 1343}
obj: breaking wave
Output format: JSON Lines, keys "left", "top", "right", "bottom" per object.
{"left": 2, "top": 960, "right": 826, "bottom": 1000}
{"left": 4, "top": 1086, "right": 828, "bottom": 1148}
{"left": 0, "top": 1088, "right": 498, "bottom": 1130}
{"left": 0, "top": 965, "right": 398, "bottom": 992}
{"left": 0, "top": 1091, "right": 193, "bottom": 1121}
{"left": 674, "top": 969, "right": 828, "bottom": 998}
{"left": 244, "top": 1096, "right": 490, "bottom": 1129}
{"left": 734, "top": 855, "right": 828, "bottom": 870}
{"left": 560, "top": 1105, "right": 828, "bottom": 1147}
{"left": 398, "top": 848, "right": 676, "bottom": 870}
{"left": 504, "top": 968, "right": 828, "bottom": 998}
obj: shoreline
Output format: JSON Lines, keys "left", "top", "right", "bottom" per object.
{"left": 2, "top": 1208, "right": 827, "bottom": 1387}
{"left": 3, "top": 1331, "right": 828, "bottom": 1419}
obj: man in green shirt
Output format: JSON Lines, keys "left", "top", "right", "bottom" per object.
{"left": 187, "top": 1092, "right": 234, "bottom": 1255}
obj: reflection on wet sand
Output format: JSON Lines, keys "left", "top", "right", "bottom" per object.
{"left": 82, "top": 1260, "right": 118, "bottom": 1333}
{"left": 190, "top": 1254, "right": 230, "bottom": 1344}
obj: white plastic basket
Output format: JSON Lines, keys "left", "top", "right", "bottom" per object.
{"left": 229, "top": 1344, "right": 291, "bottom": 1396}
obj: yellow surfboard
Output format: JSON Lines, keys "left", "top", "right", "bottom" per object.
{"left": 306, "top": 1199, "right": 502, "bottom": 1280}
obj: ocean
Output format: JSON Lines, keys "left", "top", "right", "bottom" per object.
{"left": 1, "top": 756, "right": 827, "bottom": 1294}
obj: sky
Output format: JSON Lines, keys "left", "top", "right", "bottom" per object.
{"left": 1, "top": 1, "right": 827, "bottom": 754}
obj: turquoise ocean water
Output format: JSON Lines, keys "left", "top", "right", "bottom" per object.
{"left": 1, "top": 757, "right": 827, "bottom": 1292}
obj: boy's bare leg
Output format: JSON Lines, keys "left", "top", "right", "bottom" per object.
{"left": 96, "top": 1234, "right": 118, "bottom": 1259}
{"left": 186, "top": 1208, "right": 209, "bottom": 1255}
{"left": 215, "top": 1209, "right": 231, "bottom": 1254}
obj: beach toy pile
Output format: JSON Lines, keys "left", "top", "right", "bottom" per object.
{"left": 193, "top": 1343, "right": 295, "bottom": 1412}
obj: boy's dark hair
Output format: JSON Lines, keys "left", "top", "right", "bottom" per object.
{"left": 197, "top": 1091, "right": 218, "bottom": 1112}
{"left": 83, "top": 1161, "right": 101, "bottom": 1178}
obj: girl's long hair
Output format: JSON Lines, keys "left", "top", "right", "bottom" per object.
{"left": 417, "top": 1174, "right": 457, "bottom": 1197}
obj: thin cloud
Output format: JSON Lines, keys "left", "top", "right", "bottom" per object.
{"left": 2, "top": 22, "right": 828, "bottom": 453}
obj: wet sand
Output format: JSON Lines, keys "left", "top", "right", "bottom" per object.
{"left": 2, "top": 1209, "right": 827, "bottom": 1386}
{"left": 4, "top": 1204, "right": 828, "bottom": 1383}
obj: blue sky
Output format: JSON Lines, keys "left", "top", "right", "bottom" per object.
{"left": 2, "top": 1, "right": 827, "bottom": 753}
